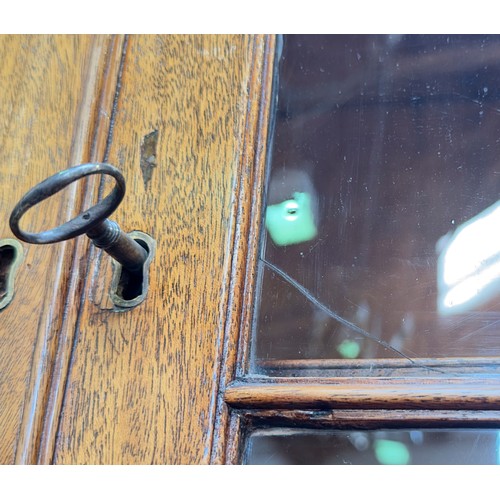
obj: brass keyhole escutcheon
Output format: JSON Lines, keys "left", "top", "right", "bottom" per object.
{"left": 0, "top": 239, "right": 23, "bottom": 311}
{"left": 110, "top": 231, "right": 156, "bottom": 309}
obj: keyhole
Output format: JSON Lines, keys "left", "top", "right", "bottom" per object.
{"left": 0, "top": 239, "right": 23, "bottom": 310}
{"left": 115, "top": 238, "right": 149, "bottom": 301}
{"left": 0, "top": 246, "right": 15, "bottom": 301}
{"left": 109, "top": 231, "right": 155, "bottom": 308}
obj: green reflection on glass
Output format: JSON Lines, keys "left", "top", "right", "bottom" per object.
{"left": 265, "top": 192, "right": 317, "bottom": 246}
{"left": 374, "top": 439, "right": 411, "bottom": 465}
{"left": 336, "top": 339, "right": 361, "bottom": 359}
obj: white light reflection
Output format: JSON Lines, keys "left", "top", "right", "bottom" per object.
{"left": 437, "top": 200, "right": 500, "bottom": 315}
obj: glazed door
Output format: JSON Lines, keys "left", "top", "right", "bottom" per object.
{"left": 2, "top": 34, "right": 499, "bottom": 466}
{"left": 0, "top": 34, "right": 273, "bottom": 464}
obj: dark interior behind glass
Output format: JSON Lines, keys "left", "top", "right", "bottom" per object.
{"left": 254, "top": 35, "right": 500, "bottom": 367}
{"left": 246, "top": 429, "right": 499, "bottom": 465}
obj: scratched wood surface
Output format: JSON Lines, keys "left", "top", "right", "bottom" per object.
{"left": 0, "top": 35, "right": 118, "bottom": 463}
{"left": 53, "top": 35, "right": 265, "bottom": 464}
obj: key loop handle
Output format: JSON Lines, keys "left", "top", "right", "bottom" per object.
{"left": 9, "top": 163, "right": 125, "bottom": 244}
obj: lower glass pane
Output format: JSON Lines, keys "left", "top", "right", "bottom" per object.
{"left": 246, "top": 429, "right": 500, "bottom": 465}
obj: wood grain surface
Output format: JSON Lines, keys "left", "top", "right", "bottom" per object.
{"left": 225, "top": 377, "right": 500, "bottom": 410}
{"left": 0, "top": 35, "right": 118, "bottom": 464}
{"left": 209, "top": 34, "right": 276, "bottom": 464}
{"left": 52, "top": 35, "right": 266, "bottom": 464}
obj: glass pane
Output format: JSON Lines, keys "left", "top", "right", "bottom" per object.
{"left": 246, "top": 429, "right": 500, "bottom": 465}
{"left": 254, "top": 35, "right": 500, "bottom": 368}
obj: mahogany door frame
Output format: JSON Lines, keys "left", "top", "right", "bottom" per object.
{"left": 215, "top": 34, "right": 500, "bottom": 464}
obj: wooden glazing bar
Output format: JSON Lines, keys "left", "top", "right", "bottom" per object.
{"left": 240, "top": 409, "right": 500, "bottom": 430}
{"left": 225, "top": 377, "right": 500, "bottom": 410}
